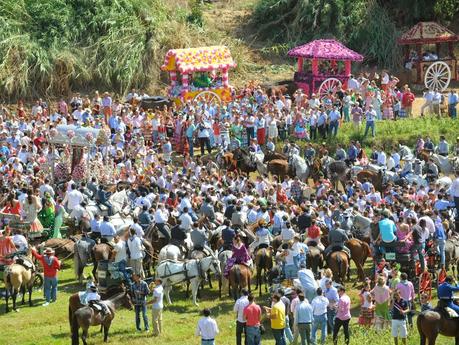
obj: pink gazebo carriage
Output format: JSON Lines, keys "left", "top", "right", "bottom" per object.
{"left": 287, "top": 39, "right": 364, "bottom": 97}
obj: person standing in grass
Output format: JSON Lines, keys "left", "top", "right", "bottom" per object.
{"left": 264, "top": 293, "right": 286, "bottom": 345}
{"left": 243, "top": 294, "right": 262, "bottom": 345}
{"left": 132, "top": 273, "right": 150, "bottom": 332}
{"left": 391, "top": 289, "right": 409, "bottom": 345}
{"left": 333, "top": 286, "right": 351, "bottom": 345}
{"left": 311, "top": 287, "right": 329, "bottom": 345}
{"left": 32, "top": 246, "right": 60, "bottom": 306}
{"left": 372, "top": 275, "right": 391, "bottom": 331}
{"left": 234, "top": 288, "right": 249, "bottom": 345}
{"left": 363, "top": 104, "right": 376, "bottom": 138}
{"left": 294, "top": 292, "right": 314, "bottom": 345}
{"left": 196, "top": 308, "right": 219, "bottom": 345}
{"left": 150, "top": 278, "right": 164, "bottom": 337}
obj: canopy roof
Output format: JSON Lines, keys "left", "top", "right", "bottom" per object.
{"left": 287, "top": 39, "right": 363, "bottom": 61}
{"left": 398, "top": 22, "right": 458, "bottom": 45}
{"left": 161, "top": 46, "right": 236, "bottom": 74}
{"left": 49, "top": 125, "right": 105, "bottom": 146}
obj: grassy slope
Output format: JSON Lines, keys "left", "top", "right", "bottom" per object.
{"left": 0, "top": 262, "right": 455, "bottom": 345}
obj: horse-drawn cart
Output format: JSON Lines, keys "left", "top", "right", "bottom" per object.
{"left": 288, "top": 39, "right": 364, "bottom": 97}
{"left": 398, "top": 22, "right": 458, "bottom": 91}
{"left": 161, "top": 46, "right": 236, "bottom": 106}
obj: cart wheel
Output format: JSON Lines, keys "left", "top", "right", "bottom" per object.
{"left": 318, "top": 78, "right": 342, "bottom": 99}
{"left": 194, "top": 91, "right": 221, "bottom": 105}
{"left": 33, "top": 273, "right": 44, "bottom": 290}
{"left": 424, "top": 61, "right": 451, "bottom": 91}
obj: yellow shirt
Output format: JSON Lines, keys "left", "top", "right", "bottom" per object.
{"left": 270, "top": 301, "right": 286, "bottom": 329}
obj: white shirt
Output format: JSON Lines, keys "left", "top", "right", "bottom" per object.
{"left": 64, "top": 189, "right": 84, "bottom": 210}
{"left": 281, "top": 227, "right": 295, "bottom": 242}
{"left": 311, "top": 295, "right": 329, "bottom": 316}
{"left": 179, "top": 212, "right": 193, "bottom": 231}
{"left": 233, "top": 295, "right": 249, "bottom": 323}
{"left": 195, "top": 317, "right": 219, "bottom": 339}
{"left": 451, "top": 177, "right": 459, "bottom": 198}
{"left": 127, "top": 236, "right": 143, "bottom": 260}
{"left": 130, "top": 223, "right": 144, "bottom": 238}
{"left": 377, "top": 151, "right": 387, "bottom": 166}
{"left": 114, "top": 240, "right": 127, "bottom": 263}
{"left": 12, "top": 234, "right": 28, "bottom": 251}
{"left": 154, "top": 209, "right": 169, "bottom": 224}
{"left": 39, "top": 184, "right": 55, "bottom": 198}
{"left": 179, "top": 197, "right": 192, "bottom": 212}
{"left": 152, "top": 285, "right": 164, "bottom": 310}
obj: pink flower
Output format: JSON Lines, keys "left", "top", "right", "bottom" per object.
{"left": 67, "top": 129, "right": 75, "bottom": 139}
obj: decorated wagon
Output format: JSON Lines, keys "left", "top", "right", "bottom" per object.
{"left": 398, "top": 22, "right": 458, "bottom": 91}
{"left": 288, "top": 39, "right": 363, "bottom": 97}
{"left": 161, "top": 46, "right": 236, "bottom": 105}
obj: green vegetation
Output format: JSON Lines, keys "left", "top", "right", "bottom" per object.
{"left": 251, "top": 0, "right": 459, "bottom": 70}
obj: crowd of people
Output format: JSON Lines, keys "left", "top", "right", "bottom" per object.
{"left": 0, "top": 73, "right": 459, "bottom": 345}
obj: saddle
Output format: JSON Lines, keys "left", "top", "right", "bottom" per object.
{"left": 437, "top": 300, "right": 459, "bottom": 319}
{"left": 89, "top": 300, "right": 110, "bottom": 317}
{"left": 14, "top": 255, "right": 35, "bottom": 272}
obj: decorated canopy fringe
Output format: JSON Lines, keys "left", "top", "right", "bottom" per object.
{"left": 161, "top": 46, "right": 237, "bottom": 74}
{"left": 287, "top": 39, "right": 364, "bottom": 61}
{"left": 398, "top": 22, "right": 459, "bottom": 45}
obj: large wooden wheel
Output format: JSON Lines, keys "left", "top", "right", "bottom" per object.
{"left": 194, "top": 91, "right": 221, "bottom": 105}
{"left": 424, "top": 61, "right": 451, "bottom": 91}
{"left": 318, "top": 78, "right": 342, "bottom": 98}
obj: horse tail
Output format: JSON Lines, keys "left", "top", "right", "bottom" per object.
{"left": 71, "top": 312, "right": 80, "bottom": 345}
{"left": 74, "top": 244, "right": 80, "bottom": 280}
{"left": 68, "top": 304, "right": 73, "bottom": 328}
{"left": 336, "top": 253, "right": 343, "bottom": 282}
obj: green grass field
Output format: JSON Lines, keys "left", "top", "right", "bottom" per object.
{"left": 0, "top": 261, "right": 456, "bottom": 345}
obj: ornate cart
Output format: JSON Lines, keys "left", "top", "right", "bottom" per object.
{"left": 161, "top": 46, "right": 236, "bottom": 105}
{"left": 287, "top": 39, "right": 363, "bottom": 97}
{"left": 398, "top": 22, "right": 458, "bottom": 91}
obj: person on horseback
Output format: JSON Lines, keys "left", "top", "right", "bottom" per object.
{"left": 248, "top": 219, "right": 272, "bottom": 255}
{"left": 86, "top": 283, "right": 109, "bottom": 317}
{"left": 96, "top": 185, "right": 113, "bottom": 216}
{"left": 100, "top": 215, "right": 116, "bottom": 243}
{"left": 438, "top": 276, "right": 459, "bottom": 315}
{"left": 323, "top": 222, "right": 350, "bottom": 259}
{"left": 221, "top": 219, "right": 236, "bottom": 252}
{"left": 190, "top": 222, "right": 211, "bottom": 255}
{"left": 305, "top": 219, "right": 324, "bottom": 251}
{"left": 69, "top": 201, "right": 92, "bottom": 233}
{"left": 425, "top": 158, "right": 439, "bottom": 182}
{"left": 376, "top": 210, "right": 398, "bottom": 258}
{"left": 170, "top": 218, "right": 187, "bottom": 256}
{"left": 154, "top": 203, "right": 170, "bottom": 242}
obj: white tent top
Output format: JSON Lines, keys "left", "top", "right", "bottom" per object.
{"left": 48, "top": 125, "right": 106, "bottom": 146}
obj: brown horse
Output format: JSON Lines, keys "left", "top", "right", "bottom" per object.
{"left": 228, "top": 264, "right": 251, "bottom": 301}
{"left": 3, "top": 250, "right": 37, "bottom": 313}
{"left": 263, "top": 151, "right": 287, "bottom": 163}
{"left": 346, "top": 239, "right": 371, "bottom": 282}
{"left": 327, "top": 251, "right": 349, "bottom": 284}
{"left": 356, "top": 170, "right": 384, "bottom": 192}
{"left": 306, "top": 245, "right": 323, "bottom": 278}
{"left": 417, "top": 301, "right": 459, "bottom": 345}
{"left": 71, "top": 291, "right": 133, "bottom": 345}
{"left": 267, "top": 159, "right": 289, "bottom": 181}
{"left": 92, "top": 243, "right": 113, "bottom": 282}
{"left": 254, "top": 248, "right": 273, "bottom": 296}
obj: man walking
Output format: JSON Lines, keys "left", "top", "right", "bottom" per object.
{"left": 243, "top": 294, "right": 262, "bottom": 345}
{"left": 151, "top": 278, "right": 164, "bottom": 337}
{"left": 363, "top": 105, "right": 376, "bottom": 138}
{"left": 311, "top": 287, "right": 328, "bottom": 345}
{"left": 294, "top": 292, "right": 314, "bottom": 345}
{"left": 196, "top": 308, "right": 219, "bottom": 345}
{"left": 132, "top": 273, "right": 150, "bottom": 332}
{"left": 234, "top": 288, "right": 249, "bottom": 345}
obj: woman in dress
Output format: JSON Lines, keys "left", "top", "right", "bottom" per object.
{"left": 52, "top": 197, "right": 66, "bottom": 238}
{"left": 224, "top": 235, "right": 251, "bottom": 278}
{"left": 371, "top": 275, "right": 391, "bottom": 331}
{"left": 1, "top": 193, "right": 21, "bottom": 215}
{"left": 268, "top": 117, "right": 279, "bottom": 143}
{"left": 22, "top": 189, "right": 43, "bottom": 232}
{"left": 38, "top": 192, "right": 55, "bottom": 229}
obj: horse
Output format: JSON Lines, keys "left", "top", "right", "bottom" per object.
{"left": 356, "top": 169, "right": 384, "bottom": 192}
{"left": 42, "top": 237, "right": 79, "bottom": 259}
{"left": 156, "top": 254, "right": 221, "bottom": 306}
{"left": 92, "top": 243, "right": 114, "bottom": 282}
{"left": 289, "top": 154, "right": 309, "bottom": 181}
{"left": 417, "top": 301, "right": 459, "bottom": 345}
{"left": 445, "top": 236, "right": 459, "bottom": 275}
{"left": 306, "top": 245, "right": 323, "bottom": 279}
{"left": 218, "top": 250, "right": 232, "bottom": 298}
{"left": 228, "top": 264, "right": 252, "bottom": 301}
{"left": 263, "top": 151, "right": 287, "bottom": 163}
{"left": 267, "top": 159, "right": 289, "bottom": 181}
{"left": 71, "top": 291, "right": 133, "bottom": 345}
{"left": 86, "top": 188, "right": 131, "bottom": 218}
{"left": 3, "top": 250, "right": 37, "bottom": 313}
{"left": 158, "top": 244, "right": 186, "bottom": 262}
{"left": 254, "top": 248, "right": 273, "bottom": 296}
{"left": 232, "top": 147, "right": 267, "bottom": 175}
{"left": 326, "top": 251, "right": 349, "bottom": 284}
{"left": 327, "top": 160, "right": 350, "bottom": 190}
{"left": 74, "top": 237, "right": 96, "bottom": 284}
{"left": 346, "top": 239, "right": 371, "bottom": 282}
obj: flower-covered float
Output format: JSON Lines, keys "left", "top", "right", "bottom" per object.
{"left": 288, "top": 39, "right": 363, "bottom": 97}
{"left": 48, "top": 125, "right": 109, "bottom": 183}
{"left": 161, "top": 46, "right": 236, "bottom": 105}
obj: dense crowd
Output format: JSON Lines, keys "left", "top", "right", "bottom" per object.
{"left": 0, "top": 75, "right": 459, "bottom": 345}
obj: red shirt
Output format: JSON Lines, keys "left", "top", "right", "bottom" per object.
{"left": 32, "top": 250, "right": 60, "bottom": 278}
{"left": 243, "top": 303, "right": 261, "bottom": 327}
{"left": 307, "top": 225, "right": 321, "bottom": 238}
{"left": 276, "top": 190, "right": 288, "bottom": 204}
{"left": 402, "top": 92, "right": 415, "bottom": 107}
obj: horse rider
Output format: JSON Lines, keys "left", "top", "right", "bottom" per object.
{"left": 179, "top": 207, "right": 193, "bottom": 233}
{"left": 375, "top": 210, "right": 398, "bottom": 259}
{"left": 96, "top": 185, "right": 113, "bottom": 217}
{"left": 323, "top": 221, "right": 351, "bottom": 259}
{"left": 79, "top": 182, "right": 92, "bottom": 204}
{"left": 438, "top": 276, "right": 459, "bottom": 315}
{"left": 200, "top": 196, "right": 216, "bottom": 222}
{"left": 190, "top": 222, "right": 211, "bottom": 256}
{"left": 70, "top": 201, "right": 93, "bottom": 233}
{"left": 304, "top": 143, "right": 316, "bottom": 163}
{"left": 112, "top": 234, "right": 132, "bottom": 286}
{"left": 170, "top": 219, "right": 188, "bottom": 256}
{"left": 11, "top": 228, "right": 28, "bottom": 254}
{"left": 400, "top": 159, "right": 413, "bottom": 178}
{"left": 90, "top": 214, "right": 102, "bottom": 240}
{"left": 85, "top": 283, "right": 109, "bottom": 317}
{"left": 425, "top": 158, "right": 439, "bottom": 182}
{"left": 248, "top": 219, "right": 272, "bottom": 255}
{"left": 99, "top": 215, "right": 116, "bottom": 243}
{"left": 305, "top": 219, "right": 324, "bottom": 251}
{"left": 220, "top": 219, "right": 236, "bottom": 252}
{"left": 130, "top": 217, "right": 144, "bottom": 238}
{"left": 297, "top": 204, "right": 313, "bottom": 234}
{"left": 138, "top": 205, "right": 153, "bottom": 229}
{"left": 154, "top": 203, "right": 171, "bottom": 242}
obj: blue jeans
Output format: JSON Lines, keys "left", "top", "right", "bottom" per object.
{"left": 437, "top": 239, "right": 446, "bottom": 266}
{"left": 117, "top": 259, "right": 132, "bottom": 286}
{"left": 44, "top": 277, "right": 58, "bottom": 302}
{"left": 449, "top": 104, "right": 457, "bottom": 118}
{"left": 364, "top": 121, "right": 375, "bottom": 137}
{"left": 187, "top": 136, "right": 194, "bottom": 157}
{"left": 327, "top": 308, "right": 336, "bottom": 335}
{"left": 447, "top": 300, "right": 459, "bottom": 314}
{"left": 329, "top": 121, "right": 339, "bottom": 137}
{"left": 285, "top": 264, "right": 298, "bottom": 279}
{"left": 273, "top": 328, "right": 286, "bottom": 345}
{"left": 311, "top": 313, "right": 327, "bottom": 345}
{"left": 246, "top": 326, "right": 261, "bottom": 345}
{"left": 285, "top": 315, "right": 294, "bottom": 343}
{"left": 135, "top": 304, "right": 149, "bottom": 330}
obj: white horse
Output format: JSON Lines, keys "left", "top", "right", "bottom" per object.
{"left": 158, "top": 244, "right": 185, "bottom": 262}
{"left": 431, "top": 154, "right": 459, "bottom": 175}
{"left": 156, "top": 255, "right": 221, "bottom": 305}
{"left": 399, "top": 145, "right": 414, "bottom": 161}
{"left": 290, "top": 154, "right": 309, "bottom": 180}
{"left": 86, "top": 189, "right": 131, "bottom": 217}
